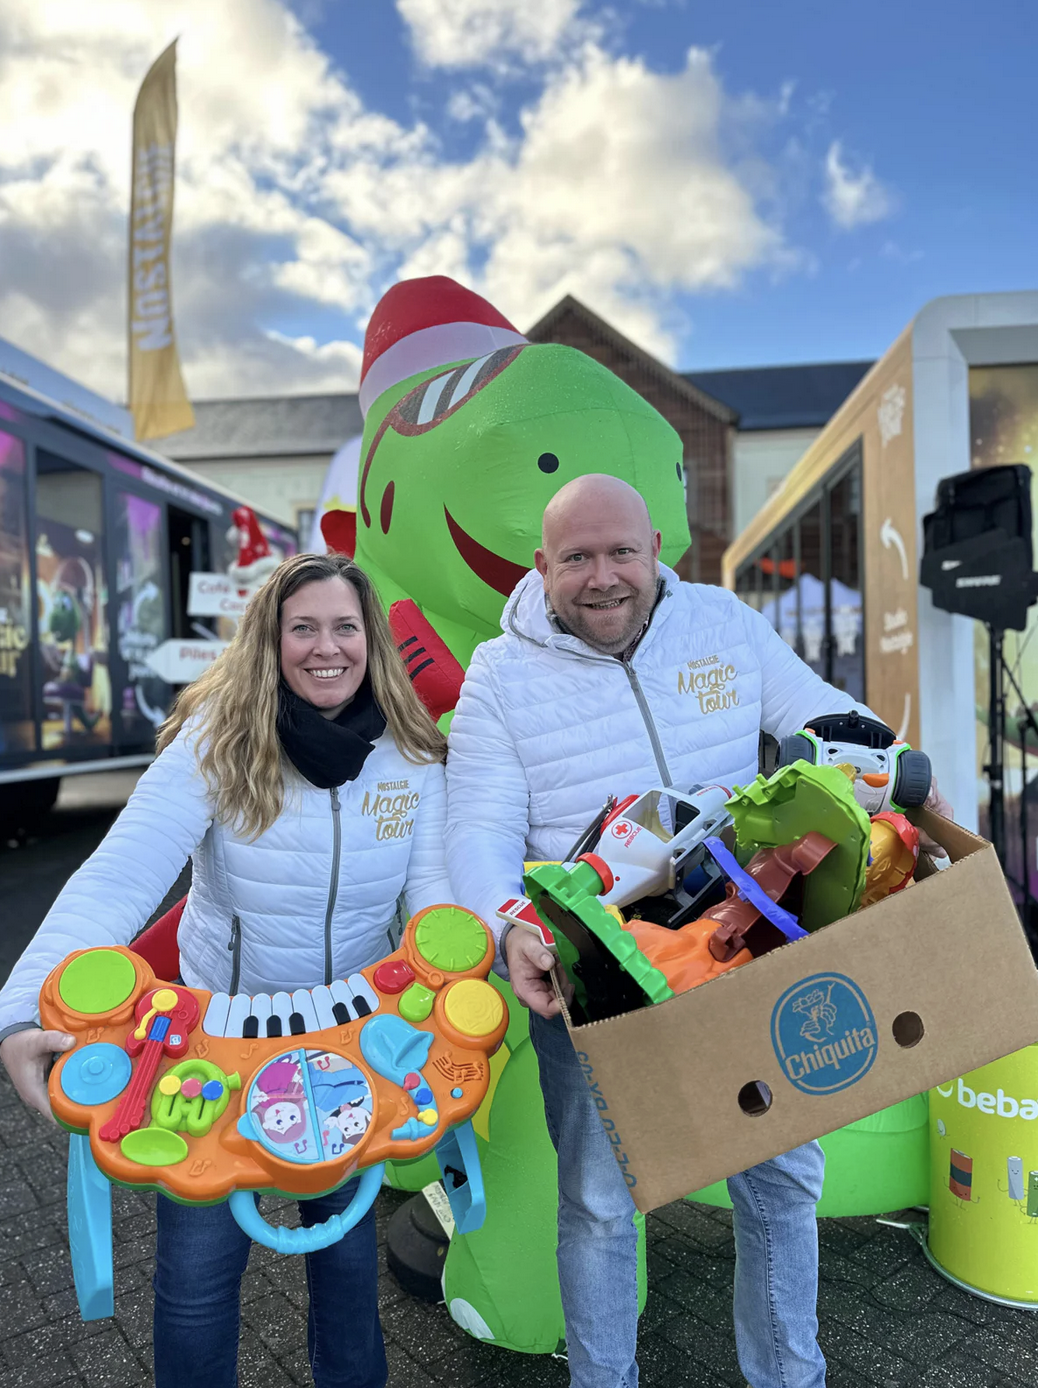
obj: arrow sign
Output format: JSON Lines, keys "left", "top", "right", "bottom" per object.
{"left": 145, "top": 639, "right": 229, "bottom": 684}
{"left": 880, "top": 518, "right": 909, "bottom": 580}
{"left": 188, "top": 572, "right": 254, "bottom": 619}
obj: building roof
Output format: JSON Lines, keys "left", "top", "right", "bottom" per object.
{"left": 159, "top": 393, "right": 363, "bottom": 461}
{"left": 526, "top": 295, "right": 738, "bottom": 425}
{"left": 683, "top": 360, "right": 875, "bottom": 431}
{"left": 155, "top": 343, "right": 874, "bottom": 466}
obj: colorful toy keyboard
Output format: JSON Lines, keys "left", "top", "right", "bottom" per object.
{"left": 41, "top": 904, "right": 507, "bottom": 1318}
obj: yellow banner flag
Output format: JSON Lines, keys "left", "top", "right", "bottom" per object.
{"left": 128, "top": 40, "right": 194, "bottom": 441}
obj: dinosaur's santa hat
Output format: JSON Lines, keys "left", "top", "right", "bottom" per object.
{"left": 358, "top": 276, "right": 527, "bottom": 418}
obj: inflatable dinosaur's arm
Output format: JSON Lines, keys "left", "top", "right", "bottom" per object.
{"left": 390, "top": 600, "right": 465, "bottom": 722}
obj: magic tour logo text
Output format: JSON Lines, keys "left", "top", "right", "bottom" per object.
{"left": 362, "top": 784, "right": 420, "bottom": 840}
{"left": 677, "top": 655, "right": 739, "bottom": 713}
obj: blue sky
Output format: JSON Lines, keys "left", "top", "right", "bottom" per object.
{"left": 310, "top": 0, "right": 1037, "bottom": 368}
{"left": 1, "top": 0, "right": 1034, "bottom": 398}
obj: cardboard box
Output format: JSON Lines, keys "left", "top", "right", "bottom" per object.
{"left": 563, "top": 810, "right": 1038, "bottom": 1213}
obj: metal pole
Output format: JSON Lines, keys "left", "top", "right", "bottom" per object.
{"left": 987, "top": 627, "right": 1006, "bottom": 868}
{"left": 1020, "top": 702, "right": 1030, "bottom": 920}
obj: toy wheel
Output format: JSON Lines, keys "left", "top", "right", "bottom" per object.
{"left": 777, "top": 733, "right": 816, "bottom": 767}
{"left": 893, "top": 750, "right": 932, "bottom": 808}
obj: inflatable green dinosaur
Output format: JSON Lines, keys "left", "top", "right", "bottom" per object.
{"left": 325, "top": 276, "right": 690, "bottom": 673}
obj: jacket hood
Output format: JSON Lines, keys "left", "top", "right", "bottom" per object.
{"left": 501, "top": 563, "right": 680, "bottom": 656}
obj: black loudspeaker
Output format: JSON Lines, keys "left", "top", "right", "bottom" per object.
{"left": 920, "top": 464, "right": 1038, "bottom": 631}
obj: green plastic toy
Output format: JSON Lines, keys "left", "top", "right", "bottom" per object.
{"left": 728, "top": 762, "right": 872, "bottom": 930}
{"left": 347, "top": 277, "right": 691, "bottom": 671}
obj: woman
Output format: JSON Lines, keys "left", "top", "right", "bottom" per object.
{"left": 0, "top": 552, "right": 452, "bottom": 1388}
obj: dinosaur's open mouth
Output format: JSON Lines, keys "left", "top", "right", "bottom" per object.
{"left": 444, "top": 508, "right": 529, "bottom": 598}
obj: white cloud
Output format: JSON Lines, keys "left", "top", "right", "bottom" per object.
{"left": 0, "top": 0, "right": 798, "bottom": 407}
{"left": 397, "top": 0, "right": 583, "bottom": 69}
{"left": 822, "top": 139, "right": 894, "bottom": 229}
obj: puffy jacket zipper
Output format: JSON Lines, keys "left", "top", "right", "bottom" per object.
{"left": 324, "top": 785, "right": 342, "bottom": 986}
{"left": 227, "top": 915, "right": 242, "bottom": 994}
{"left": 623, "top": 659, "right": 673, "bottom": 786}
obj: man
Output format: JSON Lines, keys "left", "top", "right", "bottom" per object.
{"left": 445, "top": 474, "right": 949, "bottom": 1388}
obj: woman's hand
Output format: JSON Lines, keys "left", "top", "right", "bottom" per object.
{"left": 0, "top": 1028, "right": 75, "bottom": 1122}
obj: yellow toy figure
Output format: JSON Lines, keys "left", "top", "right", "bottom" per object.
{"left": 862, "top": 811, "right": 919, "bottom": 907}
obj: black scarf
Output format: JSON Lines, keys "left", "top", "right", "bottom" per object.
{"left": 276, "top": 678, "right": 387, "bottom": 789}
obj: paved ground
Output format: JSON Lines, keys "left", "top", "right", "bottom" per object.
{"left": 3, "top": 1058, "right": 1038, "bottom": 1388}
{"left": 3, "top": 773, "right": 1038, "bottom": 1386}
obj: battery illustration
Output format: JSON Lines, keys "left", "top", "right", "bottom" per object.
{"left": 1027, "top": 1171, "right": 1038, "bottom": 1218}
{"left": 1007, "top": 1156, "right": 1025, "bottom": 1202}
{"left": 949, "top": 1149, "right": 973, "bottom": 1202}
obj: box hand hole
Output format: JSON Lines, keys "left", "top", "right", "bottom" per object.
{"left": 737, "top": 1081, "right": 772, "bottom": 1117}
{"left": 892, "top": 1011, "right": 924, "bottom": 1048}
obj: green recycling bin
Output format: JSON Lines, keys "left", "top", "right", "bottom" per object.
{"left": 927, "top": 1046, "right": 1038, "bottom": 1307}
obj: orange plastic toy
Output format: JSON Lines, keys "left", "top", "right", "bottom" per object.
{"left": 42, "top": 904, "right": 507, "bottom": 1207}
{"left": 622, "top": 917, "right": 753, "bottom": 992}
{"left": 620, "top": 833, "right": 838, "bottom": 997}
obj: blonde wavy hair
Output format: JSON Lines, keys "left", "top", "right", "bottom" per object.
{"left": 158, "top": 552, "right": 446, "bottom": 838}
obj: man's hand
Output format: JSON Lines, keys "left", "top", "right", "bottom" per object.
{"left": 917, "top": 778, "right": 954, "bottom": 860}
{"left": 0, "top": 1029, "right": 75, "bottom": 1123}
{"left": 504, "top": 928, "right": 563, "bottom": 1019}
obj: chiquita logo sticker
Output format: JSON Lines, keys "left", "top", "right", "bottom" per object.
{"left": 770, "top": 973, "right": 878, "bottom": 1095}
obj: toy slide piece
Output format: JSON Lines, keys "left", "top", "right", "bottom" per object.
{"left": 67, "top": 1134, "right": 113, "bottom": 1321}
{"left": 435, "top": 1120, "right": 485, "bottom": 1235}
{"left": 728, "top": 762, "right": 871, "bottom": 930}
{"left": 228, "top": 1162, "right": 386, "bottom": 1253}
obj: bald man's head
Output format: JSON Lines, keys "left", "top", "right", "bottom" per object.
{"left": 535, "top": 473, "right": 662, "bottom": 655}
{"left": 542, "top": 474, "right": 653, "bottom": 550}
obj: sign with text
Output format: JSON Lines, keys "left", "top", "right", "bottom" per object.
{"left": 187, "top": 572, "right": 255, "bottom": 619}
{"left": 145, "top": 639, "right": 228, "bottom": 684}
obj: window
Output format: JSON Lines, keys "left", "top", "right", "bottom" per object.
{"left": 35, "top": 452, "right": 110, "bottom": 750}
{"left": 828, "top": 467, "right": 864, "bottom": 701}
{"left": 295, "top": 507, "right": 316, "bottom": 550}
{"left": 0, "top": 431, "right": 33, "bottom": 755}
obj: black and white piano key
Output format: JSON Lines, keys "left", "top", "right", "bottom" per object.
{"left": 348, "top": 974, "right": 379, "bottom": 1018}
{"left": 203, "top": 977, "right": 383, "bottom": 1037}
{"left": 311, "top": 985, "right": 338, "bottom": 1031}
{"left": 268, "top": 991, "right": 293, "bottom": 1037}
{"left": 203, "top": 992, "right": 232, "bottom": 1036}
{"left": 243, "top": 994, "right": 272, "bottom": 1039}
{"left": 225, "top": 994, "right": 254, "bottom": 1038}
{"left": 290, "top": 988, "right": 320, "bottom": 1035}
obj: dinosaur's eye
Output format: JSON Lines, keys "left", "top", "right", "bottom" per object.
{"left": 538, "top": 453, "right": 559, "bottom": 473}
{"left": 676, "top": 461, "right": 682, "bottom": 481}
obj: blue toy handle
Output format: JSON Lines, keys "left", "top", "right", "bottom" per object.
{"left": 228, "top": 1163, "right": 385, "bottom": 1252}
{"left": 435, "top": 1120, "right": 485, "bottom": 1234}
{"left": 704, "top": 836, "right": 808, "bottom": 941}
{"left": 67, "top": 1133, "right": 114, "bottom": 1321}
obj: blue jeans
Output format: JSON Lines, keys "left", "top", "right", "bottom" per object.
{"left": 530, "top": 1012, "right": 826, "bottom": 1388}
{"left": 153, "top": 1178, "right": 387, "bottom": 1388}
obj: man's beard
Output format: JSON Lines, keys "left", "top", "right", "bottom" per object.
{"left": 558, "top": 582, "right": 658, "bottom": 655}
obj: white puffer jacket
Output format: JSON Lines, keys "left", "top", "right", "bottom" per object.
{"left": 0, "top": 724, "right": 452, "bottom": 1036}
{"left": 445, "top": 565, "right": 871, "bottom": 947}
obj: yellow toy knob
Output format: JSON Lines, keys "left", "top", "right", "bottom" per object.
{"left": 443, "top": 980, "right": 504, "bottom": 1038}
